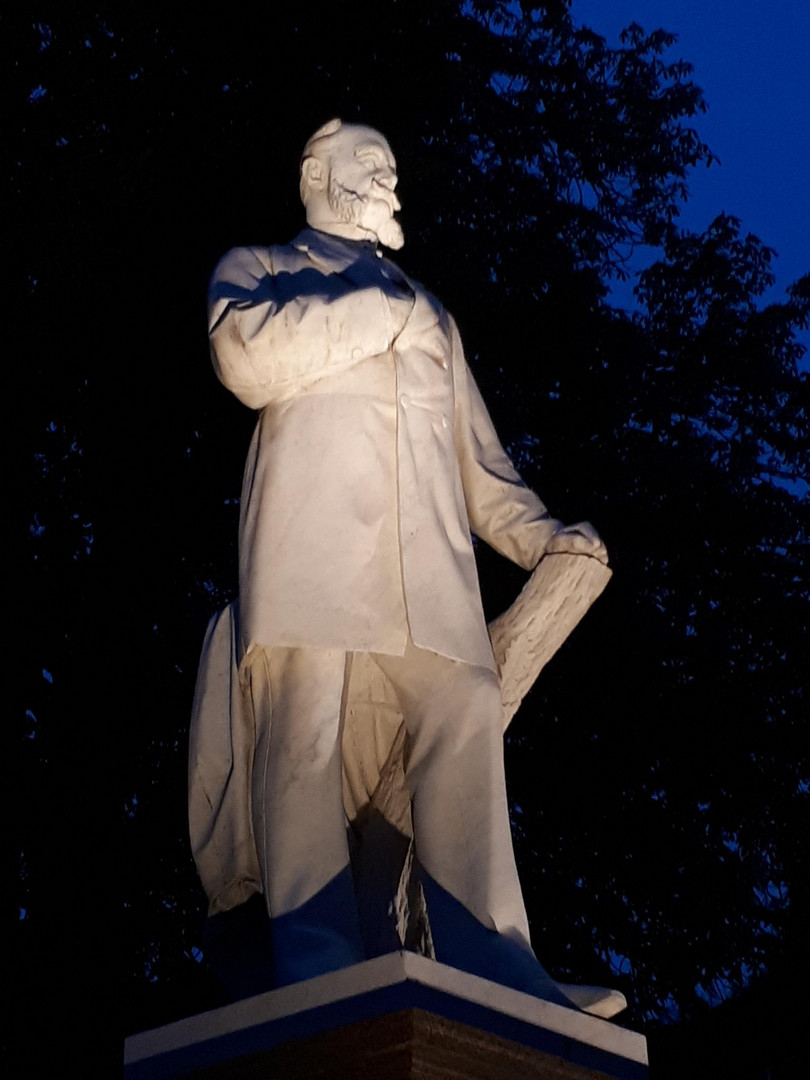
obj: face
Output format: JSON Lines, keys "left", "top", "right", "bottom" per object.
{"left": 325, "top": 125, "right": 404, "bottom": 249}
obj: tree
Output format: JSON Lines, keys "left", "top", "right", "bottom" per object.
{"left": 12, "top": 1, "right": 808, "bottom": 1066}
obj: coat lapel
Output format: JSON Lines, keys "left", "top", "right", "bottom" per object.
{"left": 291, "top": 227, "right": 375, "bottom": 274}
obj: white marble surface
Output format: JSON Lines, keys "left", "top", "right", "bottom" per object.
{"left": 189, "top": 119, "right": 618, "bottom": 1013}
{"left": 125, "top": 952, "right": 647, "bottom": 1073}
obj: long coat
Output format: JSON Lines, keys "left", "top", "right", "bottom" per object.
{"left": 208, "top": 228, "right": 560, "bottom": 672}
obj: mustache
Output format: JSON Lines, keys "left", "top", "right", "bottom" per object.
{"left": 327, "top": 176, "right": 404, "bottom": 249}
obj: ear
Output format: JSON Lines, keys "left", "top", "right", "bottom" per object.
{"left": 301, "top": 155, "right": 327, "bottom": 193}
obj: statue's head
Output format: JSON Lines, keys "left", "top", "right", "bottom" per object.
{"left": 300, "top": 119, "right": 404, "bottom": 250}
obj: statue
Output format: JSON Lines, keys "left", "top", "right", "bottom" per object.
{"left": 189, "top": 120, "right": 622, "bottom": 1017}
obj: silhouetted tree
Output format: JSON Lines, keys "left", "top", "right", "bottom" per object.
{"left": 12, "top": 3, "right": 807, "bottom": 1069}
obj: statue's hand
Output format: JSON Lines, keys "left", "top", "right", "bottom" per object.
{"left": 545, "top": 521, "right": 608, "bottom": 565}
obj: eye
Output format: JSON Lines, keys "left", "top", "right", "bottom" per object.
{"left": 356, "top": 147, "right": 386, "bottom": 171}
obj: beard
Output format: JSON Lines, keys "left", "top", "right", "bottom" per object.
{"left": 328, "top": 176, "right": 405, "bottom": 250}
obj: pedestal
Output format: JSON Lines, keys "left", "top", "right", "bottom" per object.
{"left": 124, "top": 952, "right": 647, "bottom": 1079}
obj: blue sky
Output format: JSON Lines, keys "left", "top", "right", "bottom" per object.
{"left": 571, "top": 1, "right": 810, "bottom": 320}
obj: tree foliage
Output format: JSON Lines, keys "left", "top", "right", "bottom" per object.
{"left": 13, "top": 1, "right": 807, "bottom": 1067}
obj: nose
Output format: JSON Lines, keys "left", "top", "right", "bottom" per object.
{"left": 375, "top": 168, "right": 397, "bottom": 191}
{"left": 372, "top": 171, "right": 401, "bottom": 210}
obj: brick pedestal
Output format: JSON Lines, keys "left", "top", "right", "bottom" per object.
{"left": 125, "top": 952, "right": 647, "bottom": 1080}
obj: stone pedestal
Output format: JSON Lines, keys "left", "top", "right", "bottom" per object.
{"left": 124, "top": 952, "right": 647, "bottom": 1079}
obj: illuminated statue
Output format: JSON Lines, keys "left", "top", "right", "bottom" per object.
{"left": 190, "top": 120, "right": 621, "bottom": 1017}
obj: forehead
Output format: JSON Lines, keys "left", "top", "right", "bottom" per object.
{"left": 338, "top": 126, "right": 396, "bottom": 169}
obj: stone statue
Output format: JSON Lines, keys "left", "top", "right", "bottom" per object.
{"left": 189, "top": 119, "right": 622, "bottom": 1018}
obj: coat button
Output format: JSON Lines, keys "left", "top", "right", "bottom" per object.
{"left": 400, "top": 394, "right": 410, "bottom": 407}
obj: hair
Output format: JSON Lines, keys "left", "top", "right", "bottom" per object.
{"left": 299, "top": 118, "right": 344, "bottom": 204}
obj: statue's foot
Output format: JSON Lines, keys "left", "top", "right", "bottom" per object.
{"left": 556, "top": 982, "right": 627, "bottom": 1019}
{"left": 421, "top": 874, "right": 626, "bottom": 1016}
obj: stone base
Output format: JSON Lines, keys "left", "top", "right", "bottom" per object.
{"left": 124, "top": 952, "right": 647, "bottom": 1080}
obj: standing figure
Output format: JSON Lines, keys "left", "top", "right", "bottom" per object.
{"left": 199, "top": 119, "right": 611, "bottom": 1009}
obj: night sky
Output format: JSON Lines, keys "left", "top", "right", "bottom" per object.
{"left": 572, "top": 0, "right": 810, "bottom": 344}
{"left": 14, "top": 6, "right": 807, "bottom": 1071}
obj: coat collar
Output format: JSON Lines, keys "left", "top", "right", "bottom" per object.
{"left": 291, "top": 227, "right": 381, "bottom": 274}
{"left": 289, "top": 227, "right": 443, "bottom": 326}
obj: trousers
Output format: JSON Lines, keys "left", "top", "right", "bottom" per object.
{"left": 245, "top": 639, "right": 535, "bottom": 946}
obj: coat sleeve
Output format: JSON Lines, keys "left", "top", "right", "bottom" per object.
{"left": 451, "top": 317, "right": 560, "bottom": 571}
{"left": 208, "top": 246, "right": 395, "bottom": 409}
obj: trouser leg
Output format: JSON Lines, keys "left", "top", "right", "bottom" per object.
{"left": 373, "top": 642, "right": 532, "bottom": 948}
{"left": 374, "top": 641, "right": 570, "bottom": 1004}
{"left": 246, "top": 646, "right": 364, "bottom": 984}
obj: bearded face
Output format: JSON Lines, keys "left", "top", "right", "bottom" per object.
{"left": 301, "top": 124, "right": 406, "bottom": 249}
{"left": 327, "top": 174, "right": 405, "bottom": 250}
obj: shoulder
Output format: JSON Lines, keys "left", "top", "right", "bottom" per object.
{"left": 208, "top": 243, "right": 314, "bottom": 305}
{"left": 210, "top": 243, "right": 299, "bottom": 280}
